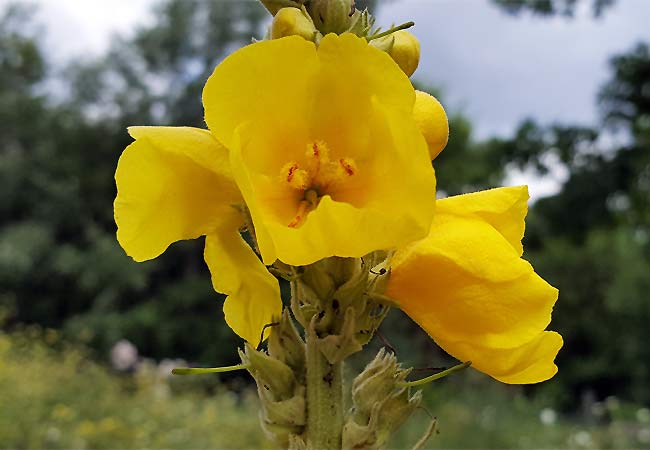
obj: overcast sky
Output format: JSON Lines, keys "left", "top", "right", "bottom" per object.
{"left": 9, "top": 0, "right": 650, "bottom": 196}
{"left": 22, "top": 0, "right": 649, "bottom": 136}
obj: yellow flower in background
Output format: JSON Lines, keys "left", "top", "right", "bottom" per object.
{"left": 114, "top": 127, "right": 281, "bottom": 344}
{"left": 203, "top": 33, "right": 437, "bottom": 266}
{"left": 386, "top": 186, "right": 562, "bottom": 384}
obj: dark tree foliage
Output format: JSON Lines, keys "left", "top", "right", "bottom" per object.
{"left": 1, "top": 0, "right": 649, "bottom": 409}
{"left": 430, "top": 38, "right": 650, "bottom": 406}
{"left": 0, "top": 0, "right": 268, "bottom": 365}
{"left": 520, "top": 44, "right": 649, "bottom": 406}
{"left": 492, "top": 0, "right": 615, "bottom": 17}
{"left": 600, "top": 43, "right": 650, "bottom": 139}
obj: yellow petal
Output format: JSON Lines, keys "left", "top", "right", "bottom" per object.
{"left": 203, "top": 36, "right": 319, "bottom": 151}
{"left": 114, "top": 126, "right": 241, "bottom": 262}
{"left": 386, "top": 187, "right": 561, "bottom": 383}
{"left": 437, "top": 332, "right": 563, "bottom": 384}
{"left": 437, "top": 186, "right": 529, "bottom": 255}
{"left": 231, "top": 101, "right": 436, "bottom": 266}
{"left": 212, "top": 34, "right": 432, "bottom": 265}
{"left": 204, "top": 215, "right": 282, "bottom": 344}
{"left": 413, "top": 90, "right": 449, "bottom": 160}
{"left": 316, "top": 33, "right": 415, "bottom": 114}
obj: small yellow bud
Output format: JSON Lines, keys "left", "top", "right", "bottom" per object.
{"left": 388, "top": 30, "right": 420, "bottom": 77}
{"left": 271, "top": 7, "right": 318, "bottom": 41}
{"left": 259, "top": 0, "right": 301, "bottom": 16}
{"left": 413, "top": 90, "right": 449, "bottom": 160}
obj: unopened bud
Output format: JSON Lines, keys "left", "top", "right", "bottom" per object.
{"left": 344, "top": 349, "right": 422, "bottom": 449}
{"left": 268, "top": 309, "right": 306, "bottom": 375}
{"left": 375, "top": 388, "right": 421, "bottom": 440}
{"left": 413, "top": 90, "right": 449, "bottom": 160}
{"left": 242, "top": 344, "right": 296, "bottom": 400}
{"left": 271, "top": 7, "right": 319, "bottom": 41}
{"left": 309, "top": 0, "right": 354, "bottom": 34}
{"left": 260, "top": 0, "right": 302, "bottom": 16}
{"left": 388, "top": 30, "right": 420, "bottom": 77}
{"left": 352, "top": 349, "right": 407, "bottom": 416}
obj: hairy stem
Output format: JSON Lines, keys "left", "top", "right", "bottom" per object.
{"left": 305, "top": 320, "right": 344, "bottom": 450}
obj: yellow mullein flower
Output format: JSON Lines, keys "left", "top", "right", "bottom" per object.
{"left": 203, "top": 33, "right": 436, "bottom": 266}
{"left": 386, "top": 186, "right": 562, "bottom": 384}
{"left": 115, "top": 34, "right": 442, "bottom": 344}
{"left": 114, "top": 126, "right": 281, "bottom": 344}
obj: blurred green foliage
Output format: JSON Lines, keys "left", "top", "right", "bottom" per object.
{"left": 0, "top": 1, "right": 269, "bottom": 365}
{"left": 3, "top": 326, "right": 649, "bottom": 449}
{"left": 0, "top": 0, "right": 649, "bottom": 425}
{"left": 0, "top": 326, "right": 273, "bottom": 449}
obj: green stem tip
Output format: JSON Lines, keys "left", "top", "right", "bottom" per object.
{"left": 171, "top": 363, "right": 250, "bottom": 376}
{"left": 367, "top": 21, "right": 415, "bottom": 41}
{"left": 398, "top": 361, "right": 471, "bottom": 387}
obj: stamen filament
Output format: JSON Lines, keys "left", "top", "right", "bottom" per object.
{"left": 288, "top": 189, "right": 320, "bottom": 228}
{"left": 171, "top": 364, "right": 250, "bottom": 375}
{"left": 397, "top": 361, "right": 471, "bottom": 387}
{"left": 288, "top": 200, "right": 311, "bottom": 228}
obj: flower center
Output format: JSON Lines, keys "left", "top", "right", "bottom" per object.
{"left": 280, "top": 140, "right": 357, "bottom": 228}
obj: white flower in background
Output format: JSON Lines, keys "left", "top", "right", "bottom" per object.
{"left": 539, "top": 407, "right": 557, "bottom": 426}
{"left": 638, "top": 428, "right": 650, "bottom": 444}
{"left": 158, "top": 358, "right": 187, "bottom": 378}
{"left": 110, "top": 339, "right": 138, "bottom": 371}
{"left": 570, "top": 430, "right": 593, "bottom": 448}
{"left": 637, "top": 407, "right": 650, "bottom": 423}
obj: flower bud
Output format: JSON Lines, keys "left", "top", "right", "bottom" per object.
{"left": 242, "top": 344, "right": 296, "bottom": 400}
{"left": 271, "top": 7, "right": 319, "bottom": 41}
{"left": 413, "top": 90, "right": 449, "bottom": 160}
{"left": 267, "top": 309, "right": 306, "bottom": 374}
{"left": 388, "top": 30, "right": 420, "bottom": 77}
{"left": 259, "top": 0, "right": 301, "bottom": 16}
{"left": 309, "top": 0, "right": 354, "bottom": 34}
{"left": 343, "top": 349, "right": 421, "bottom": 449}
{"left": 351, "top": 349, "right": 407, "bottom": 416}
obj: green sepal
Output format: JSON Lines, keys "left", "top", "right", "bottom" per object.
{"left": 308, "top": 0, "right": 354, "bottom": 34}
{"left": 351, "top": 349, "right": 410, "bottom": 418}
{"left": 343, "top": 349, "right": 422, "bottom": 449}
{"left": 368, "top": 34, "right": 395, "bottom": 53}
{"left": 267, "top": 309, "right": 306, "bottom": 378}
{"left": 347, "top": 8, "right": 375, "bottom": 37}
{"left": 241, "top": 344, "right": 296, "bottom": 400}
{"left": 259, "top": 385, "right": 306, "bottom": 428}
{"left": 317, "top": 307, "right": 363, "bottom": 364}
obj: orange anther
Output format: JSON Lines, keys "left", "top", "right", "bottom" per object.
{"left": 339, "top": 158, "right": 356, "bottom": 176}
{"left": 286, "top": 163, "right": 299, "bottom": 182}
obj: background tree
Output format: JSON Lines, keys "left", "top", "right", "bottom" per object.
{"left": 1, "top": 0, "right": 648, "bottom": 410}
{"left": 491, "top": 0, "right": 615, "bottom": 17}
{"left": 1, "top": 0, "right": 268, "bottom": 364}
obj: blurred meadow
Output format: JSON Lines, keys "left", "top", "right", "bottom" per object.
{"left": 1, "top": 0, "right": 649, "bottom": 448}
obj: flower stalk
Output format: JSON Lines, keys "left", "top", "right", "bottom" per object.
{"left": 305, "top": 318, "right": 344, "bottom": 449}
{"left": 116, "top": 0, "right": 563, "bottom": 448}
